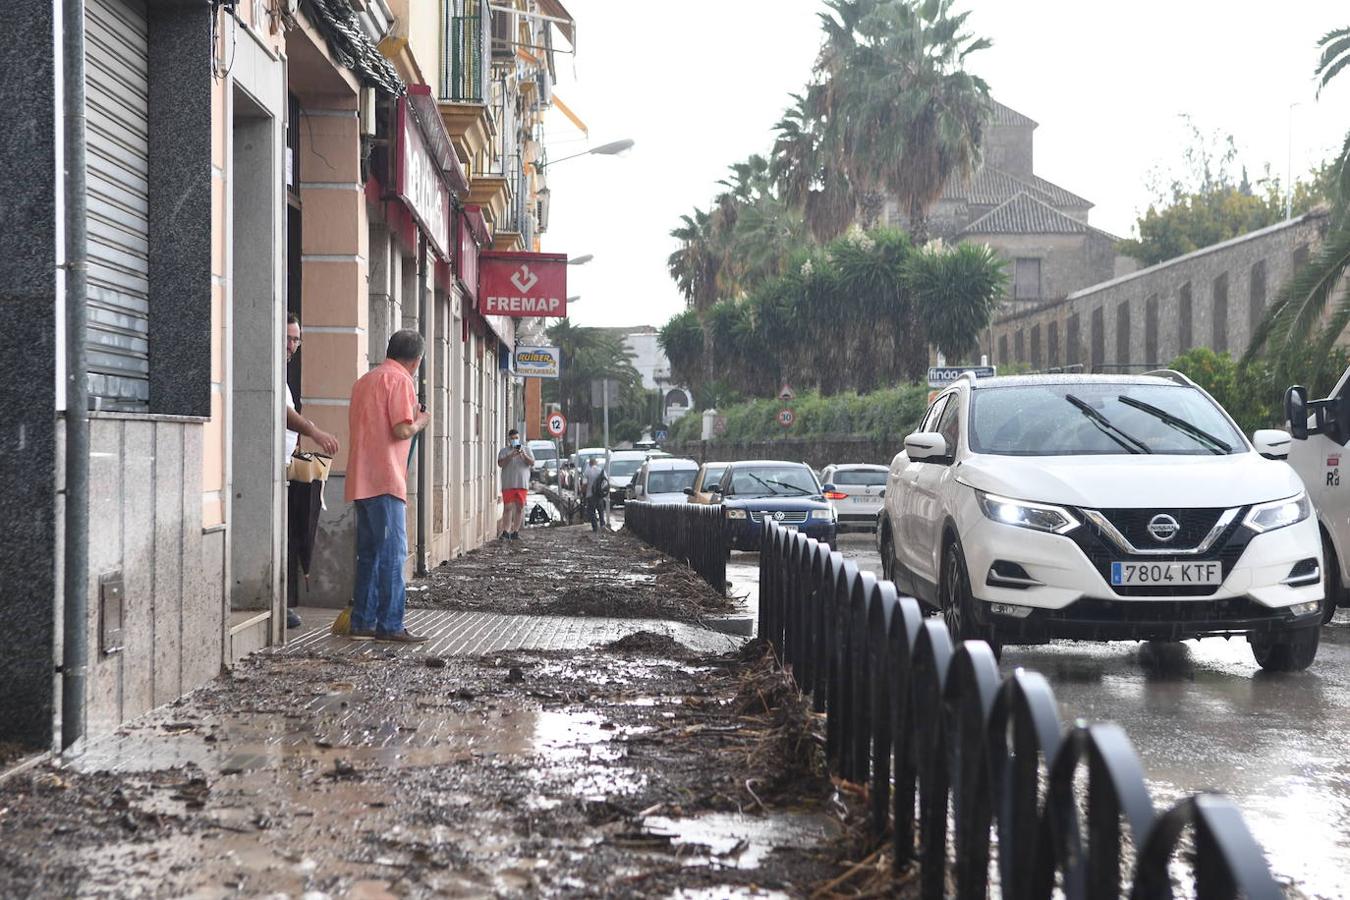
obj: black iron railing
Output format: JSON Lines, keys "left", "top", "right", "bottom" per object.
{"left": 753, "top": 519, "right": 1280, "bottom": 899}
{"left": 624, "top": 502, "right": 726, "bottom": 596}
{"left": 443, "top": 6, "right": 490, "bottom": 103}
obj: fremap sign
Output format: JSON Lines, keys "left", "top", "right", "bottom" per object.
{"left": 479, "top": 251, "right": 568, "bottom": 317}
{"left": 396, "top": 98, "right": 451, "bottom": 259}
{"left": 927, "top": 365, "right": 996, "bottom": 388}
{"left": 513, "top": 345, "right": 561, "bottom": 379}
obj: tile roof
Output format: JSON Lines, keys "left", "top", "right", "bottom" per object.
{"left": 990, "top": 100, "right": 1038, "bottom": 129}
{"left": 960, "top": 192, "right": 1089, "bottom": 235}
{"left": 1027, "top": 174, "right": 1092, "bottom": 208}
{"left": 941, "top": 166, "right": 1092, "bottom": 210}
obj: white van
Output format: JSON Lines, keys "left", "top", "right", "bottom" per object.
{"left": 527, "top": 440, "right": 558, "bottom": 481}
{"left": 1283, "top": 372, "right": 1350, "bottom": 623}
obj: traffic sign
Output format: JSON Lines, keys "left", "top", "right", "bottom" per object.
{"left": 546, "top": 412, "right": 568, "bottom": 437}
{"left": 927, "top": 365, "right": 996, "bottom": 388}
{"left": 777, "top": 408, "right": 796, "bottom": 429}
{"left": 654, "top": 429, "right": 669, "bottom": 441}
{"left": 778, "top": 383, "right": 796, "bottom": 402}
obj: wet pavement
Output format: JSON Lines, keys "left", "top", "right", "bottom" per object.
{"left": 0, "top": 522, "right": 873, "bottom": 898}
{"left": 728, "top": 531, "right": 1350, "bottom": 899}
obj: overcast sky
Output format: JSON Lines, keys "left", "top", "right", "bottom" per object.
{"left": 542, "top": 0, "right": 1347, "bottom": 330}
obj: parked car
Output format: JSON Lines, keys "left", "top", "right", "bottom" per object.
{"left": 819, "top": 463, "right": 888, "bottom": 534}
{"left": 540, "top": 458, "right": 560, "bottom": 485}
{"left": 685, "top": 462, "right": 730, "bottom": 505}
{"left": 1283, "top": 368, "right": 1350, "bottom": 623}
{"left": 527, "top": 440, "right": 558, "bottom": 482}
{"left": 713, "top": 460, "right": 837, "bottom": 551}
{"left": 630, "top": 458, "right": 700, "bottom": 503}
{"left": 570, "top": 447, "right": 607, "bottom": 493}
{"left": 877, "top": 371, "right": 1323, "bottom": 671}
{"left": 604, "top": 450, "right": 648, "bottom": 507}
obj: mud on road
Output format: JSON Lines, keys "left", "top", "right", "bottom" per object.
{"left": 0, "top": 641, "right": 888, "bottom": 898}
{"left": 415, "top": 524, "right": 736, "bottom": 623}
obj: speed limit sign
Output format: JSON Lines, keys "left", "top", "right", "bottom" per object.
{"left": 546, "top": 412, "right": 568, "bottom": 437}
{"left": 777, "top": 408, "right": 796, "bottom": 429}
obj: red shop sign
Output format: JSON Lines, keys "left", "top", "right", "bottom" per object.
{"left": 479, "top": 251, "right": 568, "bottom": 317}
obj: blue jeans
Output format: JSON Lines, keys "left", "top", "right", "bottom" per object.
{"left": 351, "top": 495, "right": 408, "bottom": 634}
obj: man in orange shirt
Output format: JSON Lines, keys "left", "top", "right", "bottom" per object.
{"left": 345, "top": 330, "right": 432, "bottom": 642}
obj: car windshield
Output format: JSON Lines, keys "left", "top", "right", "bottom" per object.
{"left": 649, "top": 470, "right": 697, "bottom": 493}
{"left": 531, "top": 446, "right": 557, "bottom": 462}
{"left": 608, "top": 459, "right": 644, "bottom": 477}
{"left": 702, "top": 466, "right": 727, "bottom": 489}
{"left": 727, "top": 466, "right": 819, "bottom": 496}
{"left": 969, "top": 383, "right": 1245, "bottom": 456}
{"left": 831, "top": 469, "right": 887, "bottom": 486}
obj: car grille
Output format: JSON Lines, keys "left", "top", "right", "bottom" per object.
{"left": 1042, "top": 596, "right": 1276, "bottom": 624}
{"left": 1065, "top": 505, "right": 1253, "bottom": 597}
{"left": 1092, "top": 507, "right": 1228, "bottom": 551}
{"left": 748, "top": 510, "right": 809, "bottom": 524}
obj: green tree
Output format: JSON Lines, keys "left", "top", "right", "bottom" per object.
{"left": 542, "top": 320, "right": 642, "bottom": 438}
{"left": 905, "top": 241, "right": 1007, "bottom": 362}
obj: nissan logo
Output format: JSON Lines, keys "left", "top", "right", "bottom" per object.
{"left": 773, "top": 511, "right": 785, "bottom": 521}
{"left": 1147, "top": 514, "right": 1181, "bottom": 542}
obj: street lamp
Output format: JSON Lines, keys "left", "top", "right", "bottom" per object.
{"left": 534, "top": 139, "right": 635, "bottom": 171}
{"left": 566, "top": 295, "right": 582, "bottom": 304}
{"left": 568, "top": 255, "right": 593, "bottom": 266}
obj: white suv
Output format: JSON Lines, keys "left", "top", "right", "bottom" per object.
{"left": 877, "top": 371, "right": 1324, "bottom": 671}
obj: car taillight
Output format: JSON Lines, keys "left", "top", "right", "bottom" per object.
{"left": 824, "top": 491, "right": 847, "bottom": 501}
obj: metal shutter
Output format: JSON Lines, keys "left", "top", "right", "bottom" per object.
{"left": 85, "top": 0, "right": 150, "bottom": 409}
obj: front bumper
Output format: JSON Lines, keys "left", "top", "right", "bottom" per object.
{"left": 959, "top": 501, "right": 1323, "bottom": 641}
{"left": 728, "top": 519, "right": 836, "bottom": 551}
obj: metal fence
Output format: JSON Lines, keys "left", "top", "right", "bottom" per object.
{"left": 443, "top": 5, "right": 490, "bottom": 103}
{"left": 755, "top": 519, "right": 1280, "bottom": 899}
{"left": 624, "top": 502, "right": 727, "bottom": 596}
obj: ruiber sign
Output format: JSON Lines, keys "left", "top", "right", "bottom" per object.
{"left": 479, "top": 251, "right": 568, "bottom": 317}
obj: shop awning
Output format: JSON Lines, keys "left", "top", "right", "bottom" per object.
{"left": 537, "top": 0, "right": 575, "bottom": 46}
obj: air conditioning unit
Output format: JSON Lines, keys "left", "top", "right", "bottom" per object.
{"left": 536, "top": 70, "right": 551, "bottom": 106}
{"left": 358, "top": 87, "right": 376, "bottom": 137}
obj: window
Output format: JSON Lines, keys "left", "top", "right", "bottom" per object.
{"left": 998, "top": 334, "right": 1009, "bottom": 364}
{"left": 1212, "top": 272, "right": 1229, "bottom": 353}
{"left": 1030, "top": 324, "right": 1042, "bottom": 369}
{"left": 1116, "top": 302, "right": 1131, "bottom": 365}
{"left": 648, "top": 470, "right": 697, "bottom": 494}
{"left": 1014, "top": 258, "right": 1042, "bottom": 300}
{"left": 1145, "top": 295, "right": 1158, "bottom": 363}
{"left": 1179, "top": 282, "right": 1193, "bottom": 352}
{"left": 935, "top": 394, "right": 961, "bottom": 451}
{"left": 1067, "top": 314, "right": 1081, "bottom": 366}
{"left": 920, "top": 395, "right": 949, "bottom": 433}
{"left": 728, "top": 465, "right": 819, "bottom": 496}
{"left": 1249, "top": 260, "right": 1267, "bottom": 345}
{"left": 1091, "top": 308, "right": 1104, "bottom": 368}
{"left": 1048, "top": 322, "right": 1060, "bottom": 367}
{"left": 832, "top": 469, "right": 888, "bottom": 486}
{"left": 969, "top": 383, "right": 1244, "bottom": 457}
{"left": 1015, "top": 329, "right": 1025, "bottom": 362}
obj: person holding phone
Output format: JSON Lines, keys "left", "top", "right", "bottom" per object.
{"left": 497, "top": 429, "right": 535, "bottom": 540}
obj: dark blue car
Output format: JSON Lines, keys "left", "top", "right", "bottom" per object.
{"left": 711, "top": 460, "right": 838, "bottom": 551}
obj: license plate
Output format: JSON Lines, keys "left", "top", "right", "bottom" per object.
{"left": 1110, "top": 561, "right": 1222, "bottom": 586}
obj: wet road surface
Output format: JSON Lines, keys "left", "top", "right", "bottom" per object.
{"left": 726, "top": 532, "right": 1350, "bottom": 899}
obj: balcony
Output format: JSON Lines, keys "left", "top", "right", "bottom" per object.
{"left": 438, "top": 4, "right": 494, "bottom": 167}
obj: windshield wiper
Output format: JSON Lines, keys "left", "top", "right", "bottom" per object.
{"left": 1115, "top": 395, "right": 1231, "bottom": 454}
{"left": 758, "top": 478, "right": 812, "bottom": 495}
{"left": 1065, "top": 394, "right": 1151, "bottom": 454}
{"left": 744, "top": 473, "right": 780, "bottom": 495}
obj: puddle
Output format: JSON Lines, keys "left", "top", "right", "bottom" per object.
{"left": 640, "top": 811, "right": 842, "bottom": 870}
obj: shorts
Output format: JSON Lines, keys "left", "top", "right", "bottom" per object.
{"left": 502, "top": 488, "right": 528, "bottom": 506}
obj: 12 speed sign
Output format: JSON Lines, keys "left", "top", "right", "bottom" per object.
{"left": 546, "top": 412, "right": 567, "bottom": 437}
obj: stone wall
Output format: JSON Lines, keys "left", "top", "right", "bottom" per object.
{"left": 667, "top": 436, "right": 904, "bottom": 472}
{"left": 986, "top": 213, "right": 1328, "bottom": 371}
{"left": 977, "top": 231, "right": 1118, "bottom": 306}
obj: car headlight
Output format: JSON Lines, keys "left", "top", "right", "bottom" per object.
{"left": 1244, "top": 493, "right": 1311, "bottom": 533}
{"left": 726, "top": 509, "right": 747, "bottom": 520}
{"left": 810, "top": 508, "right": 835, "bottom": 521}
{"left": 975, "top": 491, "right": 1080, "bottom": 535}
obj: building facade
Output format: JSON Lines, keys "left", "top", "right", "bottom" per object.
{"left": 985, "top": 213, "right": 1326, "bottom": 372}
{"left": 0, "top": 0, "right": 573, "bottom": 751}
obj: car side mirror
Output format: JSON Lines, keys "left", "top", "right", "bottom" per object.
{"left": 1285, "top": 386, "right": 1309, "bottom": 440}
{"left": 705, "top": 483, "right": 721, "bottom": 494}
{"left": 904, "top": 431, "right": 949, "bottom": 462}
{"left": 1253, "top": 429, "right": 1292, "bottom": 460}
{"left": 682, "top": 487, "right": 694, "bottom": 495}
{"left": 821, "top": 483, "right": 837, "bottom": 493}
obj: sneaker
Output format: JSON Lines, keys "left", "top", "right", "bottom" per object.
{"left": 286, "top": 609, "right": 302, "bottom": 629}
{"left": 348, "top": 628, "right": 376, "bottom": 641}
{"left": 375, "top": 629, "right": 430, "bottom": 644}
{"left": 509, "top": 532, "right": 521, "bottom": 541}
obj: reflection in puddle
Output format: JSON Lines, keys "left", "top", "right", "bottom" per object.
{"left": 641, "top": 811, "right": 841, "bottom": 870}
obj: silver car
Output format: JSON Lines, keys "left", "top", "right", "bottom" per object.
{"left": 820, "top": 463, "right": 888, "bottom": 533}
{"left": 630, "top": 458, "right": 700, "bottom": 503}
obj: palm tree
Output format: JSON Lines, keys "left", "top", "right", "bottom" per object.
{"left": 1247, "top": 27, "right": 1350, "bottom": 368}
{"left": 774, "top": 0, "right": 993, "bottom": 243}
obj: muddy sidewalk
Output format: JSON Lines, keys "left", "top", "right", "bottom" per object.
{"left": 0, "top": 528, "right": 887, "bottom": 898}
{"left": 414, "top": 524, "right": 737, "bottom": 623}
